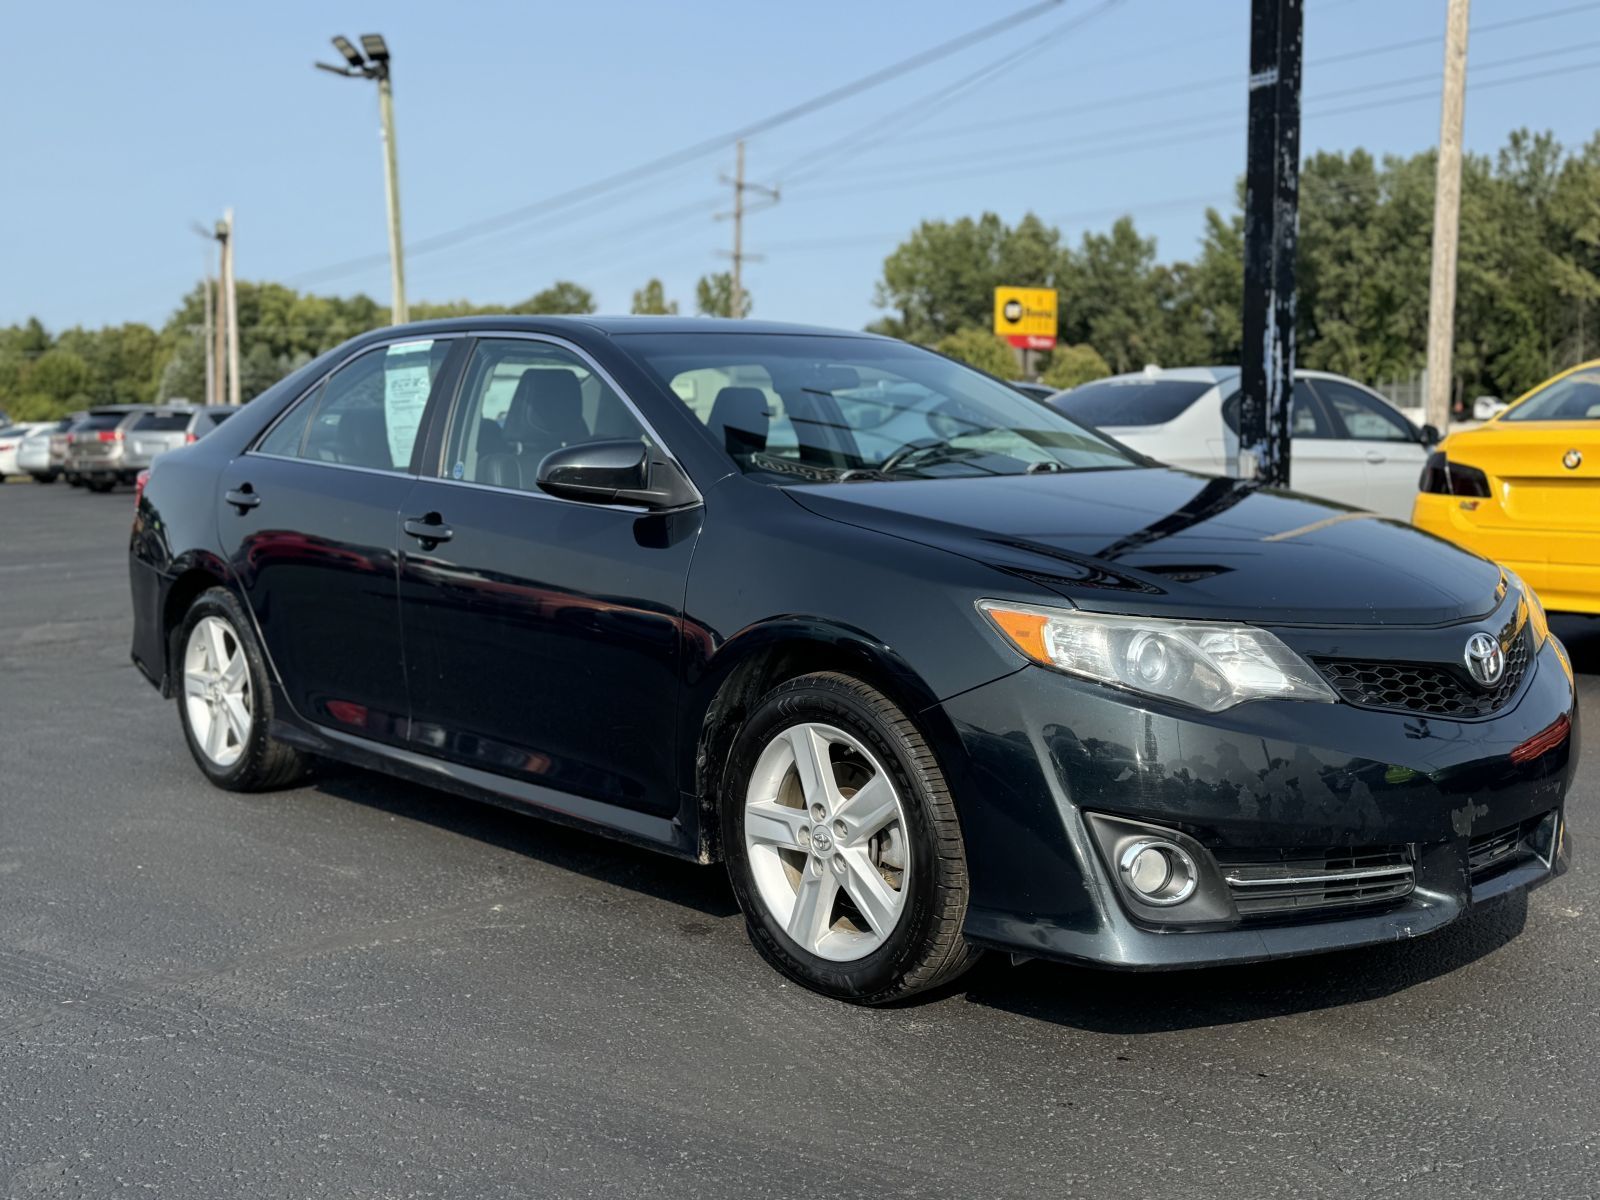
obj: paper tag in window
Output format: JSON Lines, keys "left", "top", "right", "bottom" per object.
{"left": 383, "top": 341, "right": 434, "bottom": 467}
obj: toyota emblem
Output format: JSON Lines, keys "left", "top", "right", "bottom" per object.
{"left": 1464, "top": 632, "right": 1505, "bottom": 687}
{"left": 1563, "top": 448, "right": 1582, "bottom": 470}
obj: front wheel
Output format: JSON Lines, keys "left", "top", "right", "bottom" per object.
{"left": 30, "top": 473, "right": 57, "bottom": 485}
{"left": 176, "top": 587, "right": 309, "bottom": 791}
{"left": 721, "top": 672, "right": 980, "bottom": 1004}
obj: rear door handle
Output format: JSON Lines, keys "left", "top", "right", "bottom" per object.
{"left": 224, "top": 485, "right": 261, "bottom": 510}
{"left": 1364, "top": 451, "right": 1386, "bottom": 464}
{"left": 403, "top": 515, "right": 453, "bottom": 544}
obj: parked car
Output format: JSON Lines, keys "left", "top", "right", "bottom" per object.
{"left": 51, "top": 412, "right": 89, "bottom": 485}
{"left": 1047, "top": 366, "right": 1438, "bottom": 520}
{"left": 66, "top": 404, "right": 196, "bottom": 491}
{"left": 0, "top": 422, "right": 54, "bottom": 481}
{"left": 16, "top": 419, "right": 70, "bottom": 482}
{"left": 130, "top": 318, "right": 1573, "bottom": 1004}
{"left": 184, "top": 405, "right": 241, "bottom": 443}
{"left": 1414, "top": 358, "right": 1599, "bottom": 615}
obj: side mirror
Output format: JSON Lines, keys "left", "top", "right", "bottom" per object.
{"left": 1419, "top": 423, "right": 1442, "bottom": 447}
{"left": 536, "top": 439, "right": 697, "bottom": 510}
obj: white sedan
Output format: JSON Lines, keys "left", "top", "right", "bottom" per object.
{"left": 1048, "top": 366, "right": 1437, "bottom": 520}
{"left": 0, "top": 422, "right": 57, "bottom": 483}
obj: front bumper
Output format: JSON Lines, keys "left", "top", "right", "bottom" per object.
{"left": 938, "top": 632, "right": 1577, "bottom": 969}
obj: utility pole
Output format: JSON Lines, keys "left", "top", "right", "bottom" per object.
{"left": 218, "top": 210, "right": 241, "bottom": 407}
{"left": 716, "top": 140, "right": 778, "bottom": 319}
{"left": 317, "top": 34, "right": 406, "bottom": 324}
{"left": 1237, "top": 0, "right": 1303, "bottom": 488}
{"left": 202, "top": 275, "right": 215, "bottom": 408}
{"left": 1424, "top": 0, "right": 1470, "bottom": 432}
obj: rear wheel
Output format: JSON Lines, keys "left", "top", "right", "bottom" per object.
{"left": 721, "top": 672, "right": 980, "bottom": 1004}
{"left": 176, "top": 587, "right": 308, "bottom": 791}
{"left": 85, "top": 478, "right": 113, "bottom": 493}
{"left": 30, "top": 473, "right": 56, "bottom": 485}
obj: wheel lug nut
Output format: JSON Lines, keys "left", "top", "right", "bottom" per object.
{"left": 832, "top": 855, "right": 847, "bottom": 875}
{"left": 833, "top": 820, "right": 846, "bottom": 839}
{"left": 810, "top": 803, "right": 826, "bottom": 821}
{"left": 799, "top": 826, "right": 811, "bottom": 845}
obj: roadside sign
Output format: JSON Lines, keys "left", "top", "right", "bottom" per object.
{"left": 993, "top": 286, "right": 1057, "bottom": 350}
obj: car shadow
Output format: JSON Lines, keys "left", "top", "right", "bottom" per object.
{"left": 956, "top": 891, "right": 1529, "bottom": 1031}
{"left": 308, "top": 765, "right": 742, "bottom": 920}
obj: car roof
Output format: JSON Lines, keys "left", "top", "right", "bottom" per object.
{"left": 1084, "top": 366, "right": 1376, "bottom": 388}
{"left": 355, "top": 315, "right": 883, "bottom": 341}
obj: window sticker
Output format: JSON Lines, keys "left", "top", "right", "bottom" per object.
{"left": 453, "top": 461, "right": 465, "bottom": 480}
{"left": 383, "top": 340, "right": 435, "bottom": 467}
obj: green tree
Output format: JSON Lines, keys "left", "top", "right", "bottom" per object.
{"left": 935, "top": 328, "right": 1017, "bottom": 377}
{"left": 1041, "top": 343, "right": 1111, "bottom": 390}
{"left": 872, "top": 212, "right": 1060, "bottom": 343}
{"left": 516, "top": 281, "right": 596, "bottom": 314}
{"left": 631, "top": 278, "right": 679, "bottom": 315}
{"left": 695, "top": 272, "right": 750, "bottom": 318}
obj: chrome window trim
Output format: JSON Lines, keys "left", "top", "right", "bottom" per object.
{"left": 426, "top": 329, "right": 704, "bottom": 509}
{"left": 242, "top": 451, "right": 424, "bottom": 481}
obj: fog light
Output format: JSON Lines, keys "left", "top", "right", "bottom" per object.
{"left": 1117, "top": 840, "right": 1197, "bottom": 906}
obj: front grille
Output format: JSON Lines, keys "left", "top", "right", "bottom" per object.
{"left": 1469, "top": 812, "right": 1554, "bottom": 880}
{"left": 1314, "top": 624, "right": 1530, "bottom": 719}
{"left": 1218, "top": 845, "right": 1415, "bottom": 918}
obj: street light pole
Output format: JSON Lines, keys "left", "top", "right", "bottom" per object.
{"left": 317, "top": 34, "right": 407, "bottom": 324}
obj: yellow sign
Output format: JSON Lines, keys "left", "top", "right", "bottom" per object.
{"left": 993, "top": 286, "right": 1058, "bottom": 349}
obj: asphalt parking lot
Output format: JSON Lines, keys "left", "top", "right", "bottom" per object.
{"left": 1, "top": 478, "right": 1596, "bottom": 1199}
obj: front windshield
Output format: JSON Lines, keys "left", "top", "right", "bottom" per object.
{"left": 617, "top": 332, "right": 1141, "bottom": 482}
{"left": 1504, "top": 366, "right": 1600, "bottom": 421}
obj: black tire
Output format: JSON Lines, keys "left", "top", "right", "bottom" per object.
{"left": 85, "top": 478, "right": 114, "bottom": 493}
{"left": 31, "top": 473, "right": 56, "bottom": 485}
{"left": 175, "top": 586, "right": 310, "bottom": 791}
{"left": 721, "top": 671, "right": 981, "bottom": 1004}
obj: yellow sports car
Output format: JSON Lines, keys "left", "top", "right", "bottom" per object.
{"left": 1413, "top": 359, "right": 1599, "bottom": 614}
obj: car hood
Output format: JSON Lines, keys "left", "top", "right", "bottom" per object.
{"left": 785, "top": 467, "right": 1502, "bottom": 625}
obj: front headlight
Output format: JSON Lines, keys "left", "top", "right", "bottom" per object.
{"left": 1504, "top": 571, "right": 1549, "bottom": 647}
{"left": 978, "top": 600, "right": 1336, "bottom": 712}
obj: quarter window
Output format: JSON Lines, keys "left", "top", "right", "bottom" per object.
{"left": 440, "top": 339, "right": 650, "bottom": 493}
{"left": 256, "top": 340, "right": 449, "bottom": 470}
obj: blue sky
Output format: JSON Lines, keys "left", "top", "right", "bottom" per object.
{"left": 5, "top": 0, "right": 1597, "bottom": 334}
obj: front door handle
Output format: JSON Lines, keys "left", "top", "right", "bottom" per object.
{"left": 1364, "top": 450, "right": 1386, "bottom": 465}
{"left": 403, "top": 515, "right": 454, "bottom": 545}
{"left": 224, "top": 485, "right": 261, "bottom": 511}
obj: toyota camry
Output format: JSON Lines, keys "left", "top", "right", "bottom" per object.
{"left": 129, "top": 318, "right": 1577, "bottom": 1004}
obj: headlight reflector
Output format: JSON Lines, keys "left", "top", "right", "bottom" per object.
{"left": 978, "top": 600, "right": 1336, "bottom": 712}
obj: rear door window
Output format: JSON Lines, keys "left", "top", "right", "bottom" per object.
{"left": 1051, "top": 379, "right": 1213, "bottom": 427}
{"left": 1221, "top": 381, "right": 1333, "bottom": 439}
{"left": 256, "top": 340, "right": 451, "bottom": 471}
{"left": 1312, "top": 380, "right": 1415, "bottom": 442}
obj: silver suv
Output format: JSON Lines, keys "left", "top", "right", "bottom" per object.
{"left": 67, "top": 405, "right": 196, "bottom": 492}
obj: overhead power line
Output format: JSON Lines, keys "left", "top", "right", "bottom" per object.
{"left": 286, "top": 0, "right": 1068, "bottom": 287}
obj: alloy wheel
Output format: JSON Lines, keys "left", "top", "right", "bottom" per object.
{"left": 183, "top": 615, "right": 253, "bottom": 768}
{"left": 743, "top": 722, "right": 910, "bottom": 961}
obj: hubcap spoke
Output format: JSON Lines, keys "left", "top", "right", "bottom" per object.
{"left": 221, "top": 693, "right": 251, "bottom": 746}
{"left": 786, "top": 725, "right": 841, "bottom": 812}
{"left": 183, "top": 672, "right": 210, "bottom": 699}
{"left": 219, "top": 647, "right": 248, "bottom": 690}
{"left": 833, "top": 773, "right": 898, "bottom": 844}
{"left": 786, "top": 870, "right": 839, "bottom": 948}
{"left": 205, "top": 619, "right": 231, "bottom": 679}
{"left": 837, "top": 846, "right": 903, "bottom": 937}
{"left": 745, "top": 798, "right": 810, "bottom": 851}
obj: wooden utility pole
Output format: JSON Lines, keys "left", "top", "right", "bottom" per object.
{"left": 1425, "top": 0, "right": 1471, "bottom": 432}
{"left": 1238, "top": 0, "right": 1303, "bottom": 488}
{"left": 716, "top": 140, "right": 778, "bottom": 318}
{"left": 376, "top": 65, "right": 407, "bottom": 324}
{"left": 219, "top": 210, "right": 241, "bottom": 407}
{"left": 212, "top": 228, "right": 228, "bottom": 408}
{"left": 202, "top": 275, "right": 216, "bottom": 408}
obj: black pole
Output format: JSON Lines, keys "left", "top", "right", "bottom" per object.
{"left": 1238, "top": 0, "right": 1302, "bottom": 488}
